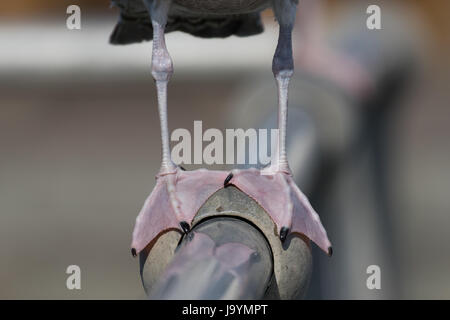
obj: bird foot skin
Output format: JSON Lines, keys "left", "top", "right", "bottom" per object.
{"left": 131, "top": 168, "right": 332, "bottom": 256}
{"left": 228, "top": 168, "right": 331, "bottom": 255}
{"left": 131, "top": 168, "right": 229, "bottom": 254}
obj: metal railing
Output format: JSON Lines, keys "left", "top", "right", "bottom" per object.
{"left": 149, "top": 216, "right": 273, "bottom": 299}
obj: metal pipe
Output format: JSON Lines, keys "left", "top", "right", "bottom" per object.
{"left": 149, "top": 217, "right": 273, "bottom": 300}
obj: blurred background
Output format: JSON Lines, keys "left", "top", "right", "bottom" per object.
{"left": 0, "top": 0, "right": 449, "bottom": 299}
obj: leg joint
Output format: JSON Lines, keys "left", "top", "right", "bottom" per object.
{"left": 272, "top": 26, "right": 294, "bottom": 75}
{"left": 151, "top": 49, "right": 173, "bottom": 81}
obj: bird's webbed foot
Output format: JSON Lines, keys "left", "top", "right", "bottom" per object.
{"left": 226, "top": 168, "right": 332, "bottom": 256}
{"left": 131, "top": 168, "right": 229, "bottom": 255}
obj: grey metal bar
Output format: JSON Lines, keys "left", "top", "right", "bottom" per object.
{"left": 149, "top": 217, "right": 273, "bottom": 300}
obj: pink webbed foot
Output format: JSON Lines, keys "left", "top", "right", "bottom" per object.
{"left": 131, "top": 168, "right": 229, "bottom": 255}
{"left": 131, "top": 167, "right": 331, "bottom": 257}
{"left": 226, "top": 167, "right": 332, "bottom": 256}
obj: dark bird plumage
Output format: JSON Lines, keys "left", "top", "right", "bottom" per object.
{"left": 110, "top": 0, "right": 264, "bottom": 44}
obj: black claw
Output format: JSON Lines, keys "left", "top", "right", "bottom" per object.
{"left": 328, "top": 247, "right": 333, "bottom": 257}
{"left": 179, "top": 166, "right": 186, "bottom": 171}
{"left": 131, "top": 248, "right": 137, "bottom": 258}
{"left": 180, "top": 221, "right": 190, "bottom": 234}
{"left": 224, "top": 172, "right": 233, "bottom": 187}
{"left": 280, "top": 227, "right": 289, "bottom": 242}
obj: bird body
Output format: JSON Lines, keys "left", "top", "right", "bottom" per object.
{"left": 170, "top": 0, "right": 271, "bottom": 15}
{"left": 110, "top": 0, "right": 273, "bottom": 44}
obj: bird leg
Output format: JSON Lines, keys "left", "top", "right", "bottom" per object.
{"left": 144, "top": 0, "right": 175, "bottom": 175}
{"left": 262, "top": 0, "right": 297, "bottom": 175}
{"left": 132, "top": 0, "right": 195, "bottom": 252}
{"left": 257, "top": 0, "right": 296, "bottom": 220}
{"left": 233, "top": 0, "right": 331, "bottom": 254}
